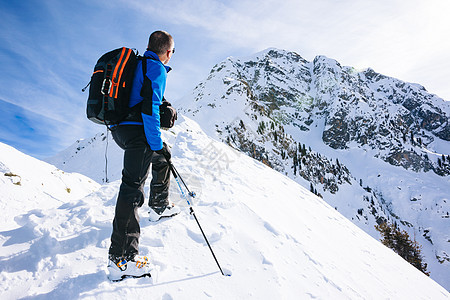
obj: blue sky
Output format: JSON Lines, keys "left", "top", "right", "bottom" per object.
{"left": 1, "top": 0, "right": 449, "bottom": 159}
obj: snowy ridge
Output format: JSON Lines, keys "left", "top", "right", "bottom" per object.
{"left": 174, "top": 48, "right": 450, "bottom": 289}
{"left": 1, "top": 117, "right": 448, "bottom": 298}
{"left": 46, "top": 131, "right": 123, "bottom": 184}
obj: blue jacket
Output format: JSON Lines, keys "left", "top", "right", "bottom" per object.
{"left": 123, "top": 51, "right": 171, "bottom": 151}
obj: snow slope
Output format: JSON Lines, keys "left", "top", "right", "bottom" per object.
{"left": 1, "top": 117, "right": 448, "bottom": 299}
{"left": 0, "top": 142, "right": 99, "bottom": 231}
{"left": 173, "top": 48, "right": 450, "bottom": 289}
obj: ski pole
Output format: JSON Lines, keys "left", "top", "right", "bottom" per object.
{"left": 168, "top": 161, "right": 229, "bottom": 277}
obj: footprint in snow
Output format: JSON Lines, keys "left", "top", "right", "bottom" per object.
{"left": 186, "top": 228, "right": 222, "bottom": 244}
{"left": 142, "top": 237, "right": 164, "bottom": 247}
{"left": 162, "top": 293, "right": 173, "bottom": 300}
{"left": 263, "top": 221, "right": 280, "bottom": 236}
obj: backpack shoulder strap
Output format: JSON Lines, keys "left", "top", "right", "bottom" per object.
{"left": 141, "top": 56, "right": 147, "bottom": 77}
{"left": 140, "top": 56, "right": 154, "bottom": 116}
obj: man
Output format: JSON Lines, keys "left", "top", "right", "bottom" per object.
{"left": 107, "top": 30, "right": 179, "bottom": 281}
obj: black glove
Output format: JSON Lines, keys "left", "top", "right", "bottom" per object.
{"left": 156, "top": 142, "right": 171, "bottom": 162}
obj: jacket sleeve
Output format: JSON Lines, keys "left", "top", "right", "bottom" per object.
{"left": 141, "top": 63, "right": 167, "bottom": 151}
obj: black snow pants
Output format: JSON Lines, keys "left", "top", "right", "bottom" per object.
{"left": 108, "top": 125, "right": 170, "bottom": 258}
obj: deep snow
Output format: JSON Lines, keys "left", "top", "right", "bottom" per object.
{"left": 1, "top": 116, "right": 448, "bottom": 299}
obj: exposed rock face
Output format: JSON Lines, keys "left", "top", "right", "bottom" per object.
{"left": 189, "top": 49, "right": 449, "bottom": 176}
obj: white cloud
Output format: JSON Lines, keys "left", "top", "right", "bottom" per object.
{"left": 131, "top": 0, "right": 450, "bottom": 99}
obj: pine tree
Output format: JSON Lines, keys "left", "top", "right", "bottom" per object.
{"left": 293, "top": 159, "right": 297, "bottom": 176}
{"left": 257, "top": 121, "right": 265, "bottom": 134}
{"left": 239, "top": 119, "right": 245, "bottom": 129}
{"left": 375, "top": 222, "right": 429, "bottom": 276}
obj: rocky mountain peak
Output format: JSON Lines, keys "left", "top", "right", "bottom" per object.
{"left": 177, "top": 48, "right": 450, "bottom": 285}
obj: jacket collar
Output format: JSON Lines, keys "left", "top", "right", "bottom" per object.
{"left": 144, "top": 50, "right": 172, "bottom": 73}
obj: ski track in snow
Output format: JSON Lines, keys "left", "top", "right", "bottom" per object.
{"left": 0, "top": 118, "right": 449, "bottom": 299}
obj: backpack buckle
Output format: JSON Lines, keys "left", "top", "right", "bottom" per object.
{"left": 101, "top": 78, "right": 112, "bottom": 95}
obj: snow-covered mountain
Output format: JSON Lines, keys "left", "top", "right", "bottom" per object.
{"left": 46, "top": 131, "right": 123, "bottom": 184}
{"left": 171, "top": 48, "right": 450, "bottom": 289}
{"left": 1, "top": 117, "right": 449, "bottom": 299}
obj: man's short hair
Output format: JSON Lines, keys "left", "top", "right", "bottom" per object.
{"left": 147, "top": 31, "right": 173, "bottom": 55}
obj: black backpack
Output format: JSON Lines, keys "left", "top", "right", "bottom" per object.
{"left": 85, "top": 47, "right": 176, "bottom": 128}
{"left": 85, "top": 47, "right": 137, "bottom": 125}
